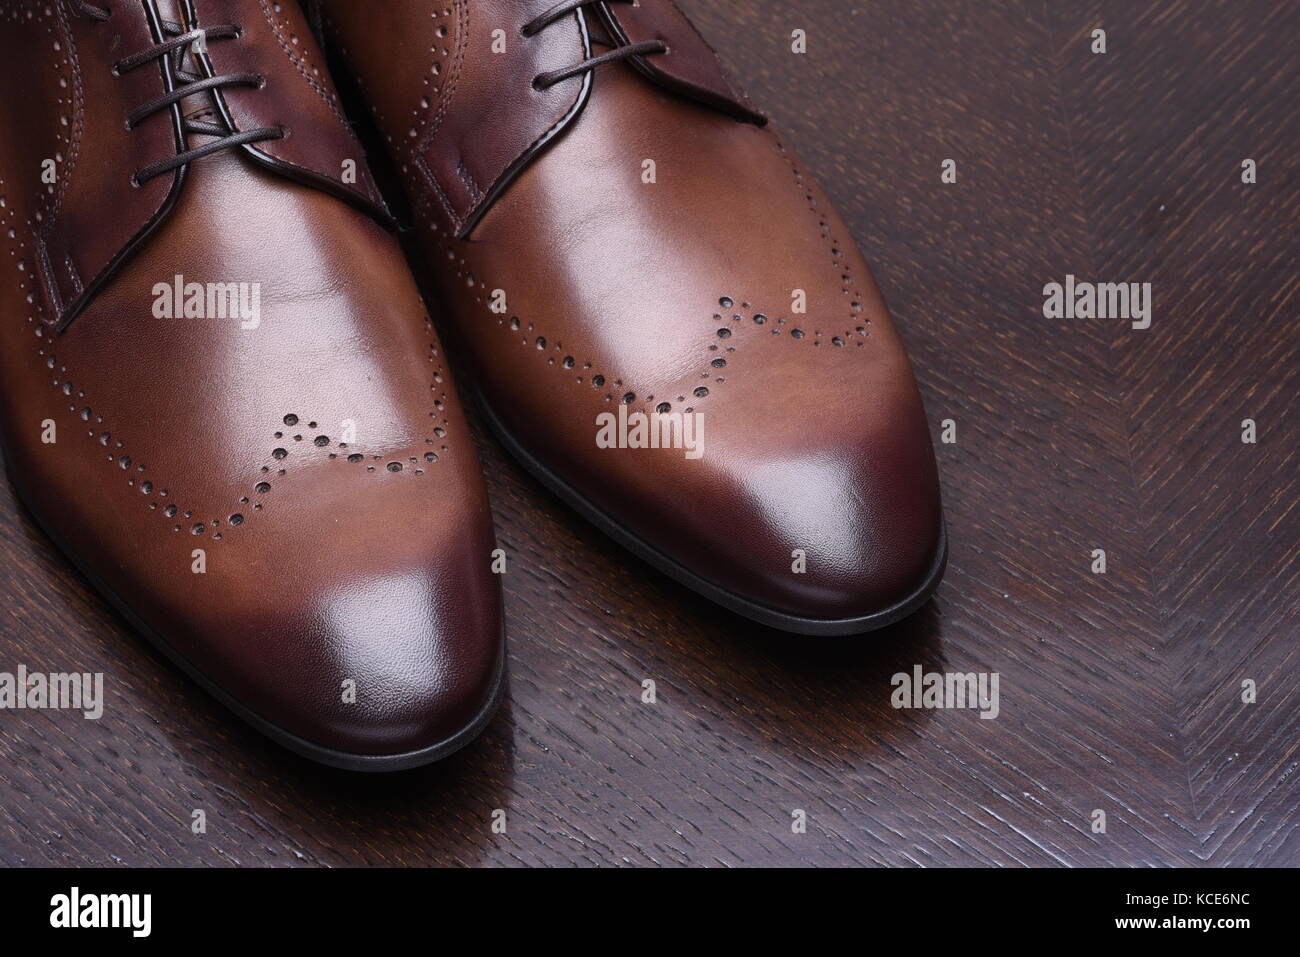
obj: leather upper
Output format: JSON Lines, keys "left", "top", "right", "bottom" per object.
{"left": 0, "top": 0, "right": 501, "bottom": 758}
{"left": 30, "top": 0, "right": 390, "bottom": 329}
{"left": 321, "top": 0, "right": 944, "bottom": 624}
{"left": 594, "top": 0, "right": 765, "bottom": 125}
{"left": 325, "top": 0, "right": 761, "bottom": 238}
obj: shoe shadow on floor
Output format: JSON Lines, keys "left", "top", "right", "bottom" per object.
{"left": 5, "top": 459, "right": 937, "bottom": 865}
{"left": 477, "top": 435, "right": 949, "bottom": 767}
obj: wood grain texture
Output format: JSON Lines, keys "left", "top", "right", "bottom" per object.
{"left": 0, "top": 0, "right": 1295, "bottom": 866}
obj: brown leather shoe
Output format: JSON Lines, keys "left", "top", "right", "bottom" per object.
{"left": 0, "top": 0, "right": 503, "bottom": 769}
{"left": 319, "top": 0, "right": 945, "bottom": 635}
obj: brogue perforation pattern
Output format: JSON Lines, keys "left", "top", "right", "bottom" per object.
{"left": 5, "top": 173, "right": 456, "bottom": 542}
{"left": 418, "top": 135, "right": 877, "bottom": 420}
{"left": 3, "top": 2, "right": 82, "bottom": 317}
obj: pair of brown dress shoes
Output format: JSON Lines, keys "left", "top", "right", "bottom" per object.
{"left": 0, "top": 0, "right": 945, "bottom": 770}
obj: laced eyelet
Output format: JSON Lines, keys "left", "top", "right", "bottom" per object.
{"left": 90, "top": 18, "right": 289, "bottom": 223}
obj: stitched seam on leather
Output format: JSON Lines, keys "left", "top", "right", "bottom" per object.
{"left": 257, "top": 0, "right": 349, "bottom": 125}
{"left": 413, "top": 0, "right": 468, "bottom": 230}
{"left": 64, "top": 254, "right": 83, "bottom": 297}
{"left": 415, "top": 0, "right": 466, "bottom": 157}
{"left": 402, "top": 4, "right": 453, "bottom": 153}
{"left": 47, "top": 4, "right": 82, "bottom": 228}
{"left": 36, "top": 237, "right": 65, "bottom": 318}
{"left": 349, "top": 0, "right": 459, "bottom": 226}
{"left": 668, "top": 0, "right": 753, "bottom": 107}
{"left": 455, "top": 159, "right": 483, "bottom": 203}
{"left": 418, "top": 159, "right": 459, "bottom": 227}
{"left": 37, "top": 3, "right": 83, "bottom": 316}
{"left": 412, "top": 3, "right": 590, "bottom": 232}
{"left": 496, "top": 67, "right": 588, "bottom": 194}
{"left": 457, "top": 6, "right": 597, "bottom": 238}
{"left": 443, "top": 57, "right": 591, "bottom": 235}
{"left": 255, "top": 0, "right": 381, "bottom": 204}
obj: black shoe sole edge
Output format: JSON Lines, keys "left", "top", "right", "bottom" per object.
{"left": 2, "top": 452, "right": 507, "bottom": 773}
{"left": 474, "top": 390, "right": 948, "bottom": 637}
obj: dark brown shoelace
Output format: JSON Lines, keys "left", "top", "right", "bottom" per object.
{"left": 74, "top": 1, "right": 283, "bottom": 187}
{"left": 523, "top": 0, "right": 667, "bottom": 89}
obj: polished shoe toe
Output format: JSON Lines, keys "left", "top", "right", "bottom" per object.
{"left": 214, "top": 487, "right": 503, "bottom": 767}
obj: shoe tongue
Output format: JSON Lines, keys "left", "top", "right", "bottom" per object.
{"left": 170, "top": 26, "right": 218, "bottom": 127}
{"left": 142, "top": 1, "right": 208, "bottom": 122}
{"left": 173, "top": 0, "right": 391, "bottom": 222}
{"left": 43, "top": 0, "right": 392, "bottom": 331}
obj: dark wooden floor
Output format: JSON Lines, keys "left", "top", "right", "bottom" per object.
{"left": 2, "top": 0, "right": 1296, "bottom": 867}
